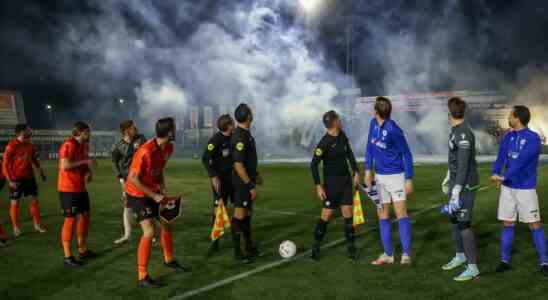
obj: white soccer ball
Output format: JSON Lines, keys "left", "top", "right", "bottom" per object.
{"left": 279, "top": 240, "right": 297, "bottom": 259}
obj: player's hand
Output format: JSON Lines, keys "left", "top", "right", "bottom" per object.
{"left": 211, "top": 176, "right": 221, "bottom": 193}
{"left": 256, "top": 174, "right": 264, "bottom": 186}
{"left": 316, "top": 185, "right": 327, "bottom": 201}
{"left": 250, "top": 188, "right": 257, "bottom": 201}
{"left": 353, "top": 173, "right": 360, "bottom": 189}
{"left": 364, "top": 172, "right": 373, "bottom": 188}
{"left": 152, "top": 193, "right": 166, "bottom": 204}
{"left": 490, "top": 175, "right": 503, "bottom": 188}
{"left": 405, "top": 180, "right": 414, "bottom": 195}
{"left": 8, "top": 181, "right": 18, "bottom": 189}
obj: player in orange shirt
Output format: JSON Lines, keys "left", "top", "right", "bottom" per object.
{"left": 125, "top": 117, "right": 188, "bottom": 288}
{"left": 2, "top": 124, "right": 47, "bottom": 236}
{"left": 58, "top": 121, "right": 98, "bottom": 267}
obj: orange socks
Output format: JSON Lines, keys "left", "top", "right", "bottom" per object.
{"left": 77, "top": 215, "right": 90, "bottom": 254}
{"left": 62, "top": 217, "right": 76, "bottom": 258}
{"left": 30, "top": 200, "right": 42, "bottom": 226}
{"left": 9, "top": 203, "right": 19, "bottom": 230}
{"left": 161, "top": 229, "right": 174, "bottom": 263}
{"left": 138, "top": 237, "right": 153, "bottom": 280}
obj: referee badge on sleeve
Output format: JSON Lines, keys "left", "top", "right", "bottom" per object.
{"left": 236, "top": 142, "right": 245, "bottom": 151}
{"left": 207, "top": 144, "right": 215, "bottom": 151}
{"left": 315, "top": 148, "right": 323, "bottom": 156}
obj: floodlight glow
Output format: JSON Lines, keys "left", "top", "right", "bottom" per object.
{"left": 299, "top": 0, "right": 321, "bottom": 13}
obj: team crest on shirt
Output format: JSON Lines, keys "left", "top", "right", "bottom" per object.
{"left": 207, "top": 143, "right": 215, "bottom": 151}
{"left": 236, "top": 142, "right": 245, "bottom": 151}
{"left": 382, "top": 130, "right": 388, "bottom": 137}
{"left": 315, "top": 148, "right": 323, "bottom": 156}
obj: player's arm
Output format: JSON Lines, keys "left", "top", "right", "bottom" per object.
{"left": 111, "top": 143, "right": 124, "bottom": 179}
{"left": 343, "top": 132, "right": 360, "bottom": 187}
{"left": 502, "top": 135, "right": 540, "bottom": 182}
{"left": 31, "top": 146, "right": 46, "bottom": 181}
{"left": 201, "top": 136, "right": 219, "bottom": 178}
{"left": 364, "top": 120, "right": 375, "bottom": 187}
{"left": 393, "top": 126, "right": 414, "bottom": 181}
{"left": 129, "top": 154, "right": 164, "bottom": 203}
{"left": 453, "top": 131, "right": 473, "bottom": 191}
{"left": 491, "top": 135, "right": 508, "bottom": 177}
{"left": 310, "top": 139, "right": 327, "bottom": 200}
{"left": 2, "top": 144, "right": 16, "bottom": 185}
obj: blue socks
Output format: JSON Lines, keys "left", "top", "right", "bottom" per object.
{"left": 500, "top": 225, "right": 514, "bottom": 263}
{"left": 379, "top": 219, "right": 393, "bottom": 256}
{"left": 531, "top": 227, "right": 548, "bottom": 265}
{"left": 398, "top": 217, "right": 412, "bottom": 256}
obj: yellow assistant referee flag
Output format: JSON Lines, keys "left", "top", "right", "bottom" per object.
{"left": 210, "top": 200, "right": 231, "bottom": 241}
{"left": 353, "top": 191, "right": 365, "bottom": 227}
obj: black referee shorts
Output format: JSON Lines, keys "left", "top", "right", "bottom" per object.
{"left": 323, "top": 175, "right": 353, "bottom": 209}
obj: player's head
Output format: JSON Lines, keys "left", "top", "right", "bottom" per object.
{"left": 120, "top": 120, "right": 138, "bottom": 138}
{"left": 234, "top": 103, "right": 253, "bottom": 124}
{"left": 72, "top": 121, "right": 91, "bottom": 143}
{"left": 447, "top": 97, "right": 466, "bottom": 121}
{"left": 15, "top": 123, "right": 32, "bottom": 141}
{"left": 217, "top": 114, "right": 234, "bottom": 133}
{"left": 374, "top": 96, "right": 392, "bottom": 120}
{"left": 323, "top": 110, "right": 341, "bottom": 130}
{"left": 509, "top": 105, "right": 530, "bottom": 129}
{"left": 156, "top": 117, "right": 176, "bottom": 141}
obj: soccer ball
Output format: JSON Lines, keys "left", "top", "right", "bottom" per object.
{"left": 279, "top": 240, "right": 297, "bottom": 258}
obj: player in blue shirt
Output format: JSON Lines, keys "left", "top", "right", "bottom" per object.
{"left": 364, "top": 96, "right": 414, "bottom": 266}
{"left": 491, "top": 105, "right": 548, "bottom": 276}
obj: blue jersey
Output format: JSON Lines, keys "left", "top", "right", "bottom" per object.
{"left": 364, "top": 118, "right": 413, "bottom": 179}
{"left": 492, "top": 128, "right": 541, "bottom": 189}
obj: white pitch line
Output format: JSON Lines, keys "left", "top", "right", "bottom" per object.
{"left": 254, "top": 207, "right": 316, "bottom": 217}
{"left": 169, "top": 204, "right": 440, "bottom": 300}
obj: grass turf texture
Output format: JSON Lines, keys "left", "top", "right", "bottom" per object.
{"left": 0, "top": 159, "right": 547, "bottom": 300}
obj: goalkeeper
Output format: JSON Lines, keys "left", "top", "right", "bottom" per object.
{"left": 441, "top": 97, "right": 480, "bottom": 281}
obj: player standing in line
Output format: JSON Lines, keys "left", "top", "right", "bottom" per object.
{"left": 58, "top": 121, "right": 98, "bottom": 267}
{"left": 364, "top": 96, "right": 414, "bottom": 266}
{"left": 111, "top": 120, "right": 147, "bottom": 245}
{"left": 125, "top": 117, "right": 188, "bottom": 288}
{"left": 310, "top": 110, "right": 360, "bottom": 261}
{"left": 201, "top": 114, "right": 234, "bottom": 253}
{"left": 2, "top": 124, "right": 47, "bottom": 236}
{"left": 441, "top": 97, "right": 480, "bottom": 281}
{"left": 230, "top": 103, "right": 262, "bottom": 264}
{"left": 491, "top": 105, "right": 548, "bottom": 275}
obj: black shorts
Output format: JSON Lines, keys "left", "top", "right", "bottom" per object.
{"left": 232, "top": 176, "right": 253, "bottom": 209}
{"left": 60, "top": 192, "right": 90, "bottom": 217}
{"left": 10, "top": 178, "right": 39, "bottom": 200}
{"left": 127, "top": 195, "right": 160, "bottom": 222}
{"left": 212, "top": 177, "right": 233, "bottom": 207}
{"left": 323, "top": 176, "right": 353, "bottom": 209}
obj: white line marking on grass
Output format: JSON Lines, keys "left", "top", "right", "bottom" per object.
{"left": 169, "top": 204, "right": 439, "bottom": 300}
{"left": 254, "top": 208, "right": 316, "bottom": 217}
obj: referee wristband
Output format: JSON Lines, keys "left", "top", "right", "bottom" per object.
{"left": 246, "top": 181, "right": 256, "bottom": 190}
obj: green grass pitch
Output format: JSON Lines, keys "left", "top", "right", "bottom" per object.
{"left": 0, "top": 159, "right": 547, "bottom": 299}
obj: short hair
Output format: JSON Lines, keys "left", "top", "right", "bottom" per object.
{"left": 72, "top": 121, "right": 90, "bottom": 137}
{"left": 374, "top": 96, "right": 392, "bottom": 119}
{"left": 448, "top": 97, "right": 466, "bottom": 119}
{"left": 156, "top": 117, "right": 175, "bottom": 138}
{"left": 217, "top": 114, "right": 234, "bottom": 132}
{"left": 512, "top": 105, "right": 531, "bottom": 126}
{"left": 119, "top": 120, "right": 134, "bottom": 134}
{"left": 322, "top": 110, "right": 339, "bottom": 129}
{"left": 234, "top": 103, "right": 252, "bottom": 123}
{"left": 14, "top": 123, "right": 29, "bottom": 135}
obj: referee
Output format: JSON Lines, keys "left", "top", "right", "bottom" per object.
{"left": 310, "top": 110, "right": 360, "bottom": 261}
{"left": 230, "top": 103, "right": 262, "bottom": 263}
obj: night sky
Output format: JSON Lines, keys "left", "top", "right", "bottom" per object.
{"left": 1, "top": 0, "right": 547, "bottom": 129}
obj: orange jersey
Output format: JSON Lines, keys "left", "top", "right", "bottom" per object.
{"left": 2, "top": 138, "right": 39, "bottom": 180}
{"left": 125, "top": 139, "right": 173, "bottom": 197}
{"left": 57, "top": 137, "right": 90, "bottom": 193}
